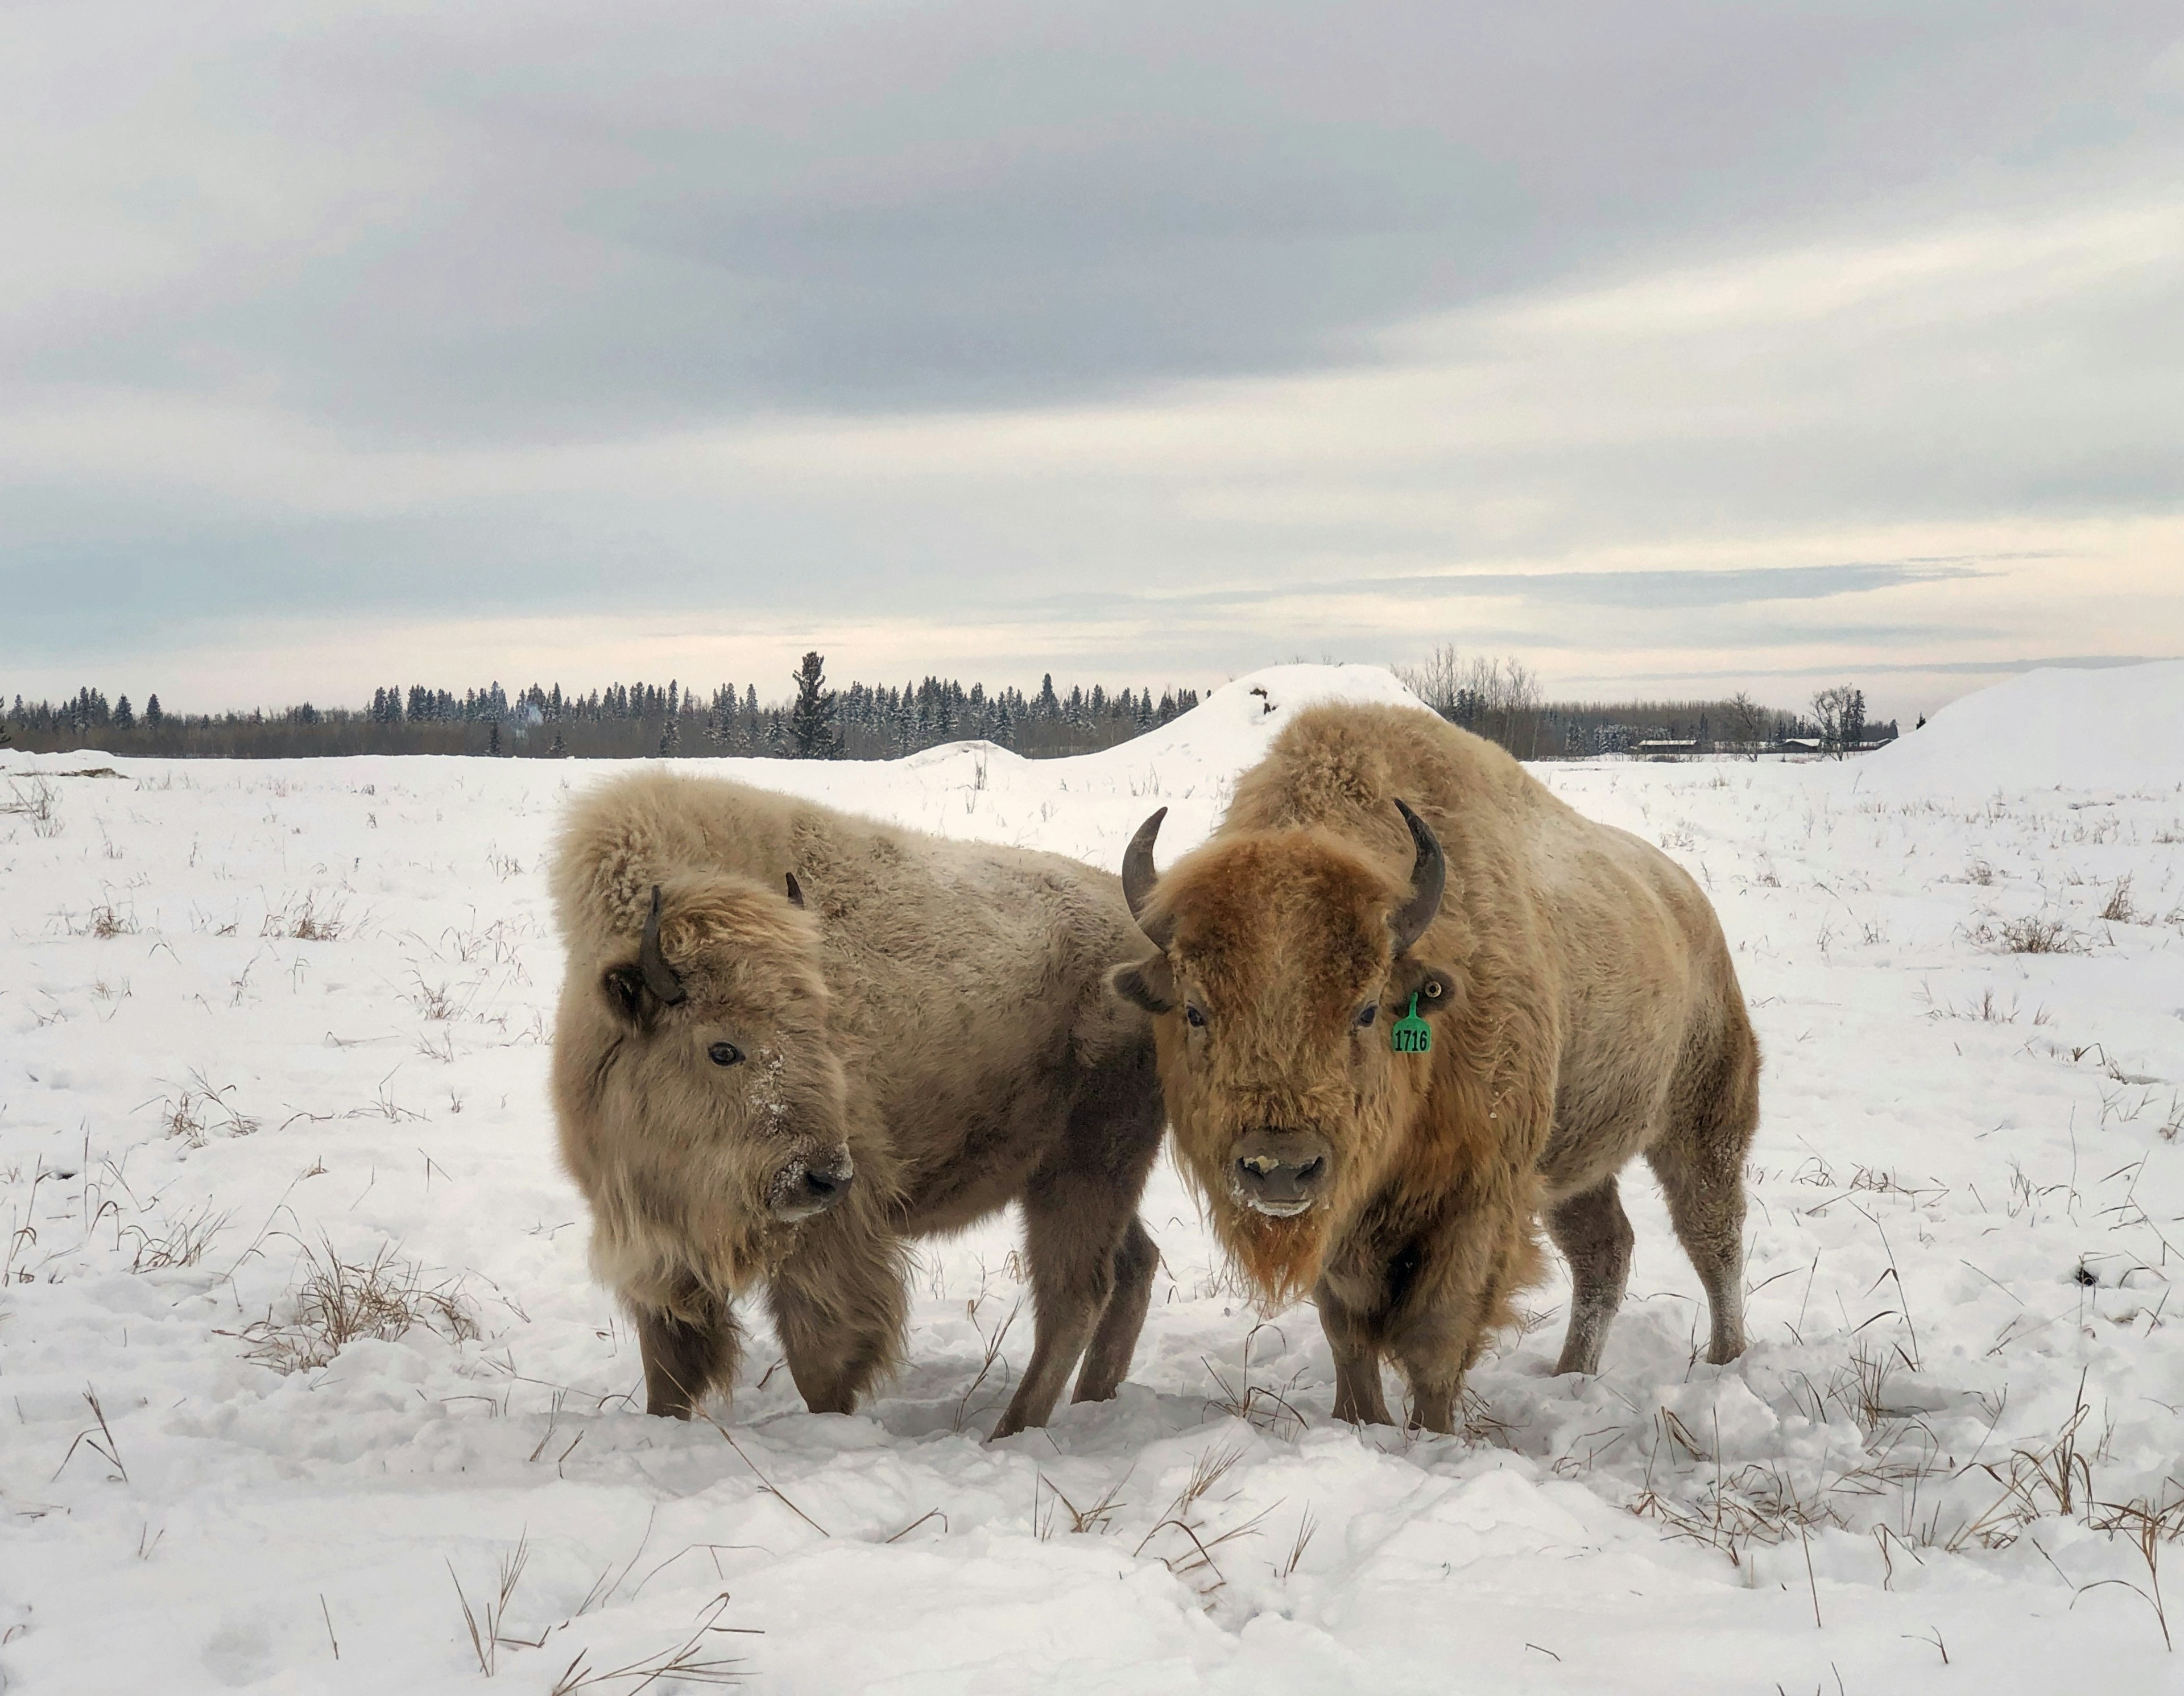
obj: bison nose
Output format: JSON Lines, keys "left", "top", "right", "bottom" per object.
{"left": 1231, "top": 1129, "right": 1331, "bottom": 1218}
{"left": 770, "top": 1149, "right": 855, "bottom": 1222}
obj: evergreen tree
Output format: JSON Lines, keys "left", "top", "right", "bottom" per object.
{"left": 787, "top": 651, "right": 839, "bottom": 758}
{"left": 487, "top": 721, "right": 502, "bottom": 756}
{"left": 114, "top": 695, "right": 135, "bottom": 729}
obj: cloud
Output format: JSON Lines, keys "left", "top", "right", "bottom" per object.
{"left": 1043, "top": 562, "right": 2003, "bottom": 615}
{"left": 1, "top": 2, "right": 2181, "bottom": 713}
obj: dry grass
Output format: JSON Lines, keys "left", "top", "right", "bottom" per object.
{"left": 73, "top": 903, "right": 139, "bottom": 939}
{"left": 551, "top": 1594, "right": 751, "bottom": 1692}
{"left": 1132, "top": 1443, "right": 1273, "bottom": 1596}
{"left": 263, "top": 892, "right": 346, "bottom": 942}
{"left": 1945, "top": 1386, "right": 2094, "bottom": 1552}
{"left": 53, "top": 1388, "right": 129, "bottom": 1484}
{"left": 1202, "top": 1322, "right": 1309, "bottom": 1438}
{"left": 157, "top": 1074, "right": 260, "bottom": 1148}
{"left": 234, "top": 1238, "right": 479, "bottom": 1372}
{"left": 123, "top": 1202, "right": 229, "bottom": 1272}
{"left": 1966, "top": 916, "right": 2088, "bottom": 955}
{"left": 2087, "top": 1492, "right": 2184, "bottom": 1653}
{"left": 2098, "top": 875, "right": 2142, "bottom": 924}
{"left": 450, "top": 1534, "right": 537, "bottom": 1677}
{"left": 1277, "top": 1507, "right": 1318, "bottom": 1581}
{"left": 1916, "top": 980, "right": 2046, "bottom": 1024}
{"left": 1036, "top": 1474, "right": 1127, "bottom": 1540}
{"left": 408, "top": 974, "right": 462, "bottom": 1021}
{"left": 2, "top": 775, "right": 61, "bottom": 836}
{"left": 950, "top": 1293, "right": 1022, "bottom": 1433}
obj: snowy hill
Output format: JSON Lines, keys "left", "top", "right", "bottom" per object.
{"left": 1864, "top": 659, "right": 2184, "bottom": 795}
{"left": 2, "top": 664, "right": 2181, "bottom": 1694}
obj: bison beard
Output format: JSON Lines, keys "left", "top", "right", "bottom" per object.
{"left": 1222, "top": 1210, "right": 1328, "bottom": 1311}
{"left": 1115, "top": 700, "right": 1759, "bottom": 1432}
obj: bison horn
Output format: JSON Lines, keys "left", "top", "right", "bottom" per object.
{"left": 639, "top": 884, "right": 688, "bottom": 1006}
{"left": 1121, "top": 808, "right": 1172, "bottom": 943}
{"left": 1389, "top": 799, "right": 1446, "bottom": 955}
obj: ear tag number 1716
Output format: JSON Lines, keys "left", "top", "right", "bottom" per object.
{"left": 1391, "top": 992, "right": 1433, "bottom": 1055}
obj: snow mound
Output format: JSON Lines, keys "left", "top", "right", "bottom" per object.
{"left": 1080, "top": 662, "right": 1429, "bottom": 774}
{"left": 1863, "top": 660, "right": 2184, "bottom": 795}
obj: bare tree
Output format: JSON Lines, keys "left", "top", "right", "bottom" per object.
{"left": 1809, "top": 685, "right": 1864, "bottom": 760}
{"left": 1397, "top": 646, "right": 1545, "bottom": 759}
{"left": 1722, "top": 690, "right": 1768, "bottom": 759}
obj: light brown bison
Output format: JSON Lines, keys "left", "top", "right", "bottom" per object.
{"left": 1110, "top": 702, "right": 1759, "bottom": 1430}
{"left": 550, "top": 771, "right": 1165, "bottom": 1438}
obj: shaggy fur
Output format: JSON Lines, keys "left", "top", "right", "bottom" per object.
{"left": 1113, "top": 703, "right": 1760, "bottom": 1432}
{"left": 551, "top": 771, "right": 1165, "bottom": 1438}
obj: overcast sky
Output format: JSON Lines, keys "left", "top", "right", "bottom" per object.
{"left": 5, "top": 1, "right": 2181, "bottom": 717}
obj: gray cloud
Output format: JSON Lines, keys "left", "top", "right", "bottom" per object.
{"left": 10, "top": 3, "right": 2182, "bottom": 435}
{"left": 2, "top": 2, "right": 2181, "bottom": 697}
{"left": 1589, "top": 654, "right": 2182, "bottom": 684}
{"left": 1047, "top": 562, "right": 2001, "bottom": 615}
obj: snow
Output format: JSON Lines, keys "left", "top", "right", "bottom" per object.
{"left": 1864, "top": 659, "right": 2184, "bottom": 795}
{"left": 4, "top": 663, "right": 2182, "bottom": 1694}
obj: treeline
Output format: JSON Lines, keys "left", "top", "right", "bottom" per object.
{"left": 3, "top": 651, "right": 1896, "bottom": 764}
{"left": 1, "top": 658, "right": 1205, "bottom": 762}
{"left": 1395, "top": 648, "right": 1896, "bottom": 758}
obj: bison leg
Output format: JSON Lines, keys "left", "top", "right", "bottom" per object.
{"left": 1072, "top": 1217, "right": 1158, "bottom": 1406}
{"left": 1648, "top": 1012, "right": 1760, "bottom": 1366}
{"left": 634, "top": 1289, "right": 740, "bottom": 1418}
{"left": 767, "top": 1227, "right": 908, "bottom": 1417}
{"left": 991, "top": 1171, "right": 1135, "bottom": 1439}
{"left": 1376, "top": 1203, "right": 1546, "bottom": 1434}
{"left": 1645, "top": 1134, "right": 1752, "bottom": 1367}
{"left": 1315, "top": 1276, "right": 1395, "bottom": 1426}
{"left": 1544, "top": 1176, "right": 1635, "bottom": 1376}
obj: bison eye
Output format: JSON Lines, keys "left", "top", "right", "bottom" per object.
{"left": 1356, "top": 1003, "right": 1377, "bottom": 1028}
{"left": 1184, "top": 1004, "right": 1207, "bottom": 1029}
{"left": 708, "top": 1041, "right": 744, "bottom": 1067}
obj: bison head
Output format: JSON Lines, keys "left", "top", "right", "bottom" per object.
{"left": 555, "top": 871, "right": 861, "bottom": 1301}
{"left": 1107, "top": 802, "right": 1457, "bottom": 1302}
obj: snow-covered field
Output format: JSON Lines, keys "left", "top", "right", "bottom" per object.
{"left": 4, "top": 663, "right": 2181, "bottom": 1695}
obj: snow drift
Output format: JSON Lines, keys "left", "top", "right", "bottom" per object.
{"left": 1864, "top": 659, "right": 2184, "bottom": 795}
{"left": 3, "top": 662, "right": 2182, "bottom": 1695}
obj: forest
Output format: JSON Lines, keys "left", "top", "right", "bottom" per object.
{"left": 2, "top": 650, "right": 1891, "bottom": 762}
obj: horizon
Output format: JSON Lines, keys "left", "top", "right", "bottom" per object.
{"left": 3, "top": 650, "right": 2166, "bottom": 735}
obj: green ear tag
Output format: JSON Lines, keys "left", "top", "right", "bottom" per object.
{"left": 1391, "top": 992, "right": 1433, "bottom": 1055}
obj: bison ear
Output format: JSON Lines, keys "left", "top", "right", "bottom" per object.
{"left": 1393, "top": 961, "right": 1461, "bottom": 1018}
{"left": 784, "top": 871, "right": 805, "bottom": 909}
{"left": 1109, "top": 953, "right": 1176, "bottom": 1015}
{"left": 602, "top": 963, "right": 648, "bottom": 1023}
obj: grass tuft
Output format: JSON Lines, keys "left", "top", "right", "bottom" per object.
{"left": 234, "top": 1236, "right": 479, "bottom": 1372}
